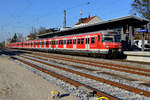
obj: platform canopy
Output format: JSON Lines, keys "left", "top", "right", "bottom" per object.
{"left": 38, "top": 15, "right": 149, "bottom": 39}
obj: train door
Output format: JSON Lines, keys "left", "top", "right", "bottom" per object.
{"left": 58, "top": 39, "right": 64, "bottom": 49}
{"left": 76, "top": 37, "right": 80, "bottom": 49}
{"left": 66, "top": 38, "right": 73, "bottom": 49}
{"left": 39, "top": 40, "right": 40, "bottom": 49}
{"left": 85, "top": 35, "right": 90, "bottom": 50}
{"left": 80, "top": 36, "right": 85, "bottom": 49}
{"left": 42, "top": 40, "right": 44, "bottom": 48}
{"left": 56, "top": 39, "right": 58, "bottom": 49}
{"left": 49, "top": 39, "right": 51, "bottom": 50}
{"left": 51, "top": 39, "right": 56, "bottom": 51}
{"left": 35, "top": 40, "right": 37, "bottom": 48}
{"left": 97, "top": 34, "right": 102, "bottom": 49}
{"left": 73, "top": 37, "right": 76, "bottom": 49}
{"left": 37, "top": 40, "right": 40, "bottom": 48}
{"left": 46, "top": 39, "right": 49, "bottom": 49}
{"left": 44, "top": 39, "right": 47, "bottom": 49}
{"left": 90, "top": 35, "right": 98, "bottom": 49}
{"left": 77, "top": 36, "right": 85, "bottom": 49}
{"left": 64, "top": 38, "right": 66, "bottom": 49}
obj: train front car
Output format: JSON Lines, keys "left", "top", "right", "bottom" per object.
{"left": 101, "top": 31, "right": 122, "bottom": 58}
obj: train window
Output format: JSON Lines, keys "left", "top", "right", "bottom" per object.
{"left": 78, "top": 39, "right": 80, "bottom": 44}
{"left": 70, "top": 39, "right": 72, "bottom": 44}
{"left": 61, "top": 40, "right": 62, "bottom": 45}
{"left": 73, "top": 39, "right": 76, "bottom": 44}
{"left": 46, "top": 41, "right": 49, "bottom": 47}
{"left": 67, "top": 40, "right": 69, "bottom": 44}
{"left": 59, "top": 40, "right": 63, "bottom": 45}
{"left": 86, "top": 38, "right": 90, "bottom": 44}
{"left": 103, "top": 36, "right": 113, "bottom": 42}
{"left": 81, "top": 38, "right": 84, "bottom": 44}
{"left": 53, "top": 41, "right": 55, "bottom": 45}
{"left": 91, "top": 37, "right": 95, "bottom": 44}
{"left": 56, "top": 41, "right": 58, "bottom": 45}
{"left": 98, "top": 35, "right": 100, "bottom": 41}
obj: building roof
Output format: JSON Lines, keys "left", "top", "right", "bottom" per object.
{"left": 75, "top": 16, "right": 96, "bottom": 25}
{"left": 38, "top": 15, "right": 149, "bottom": 39}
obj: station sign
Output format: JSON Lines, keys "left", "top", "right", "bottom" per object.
{"left": 138, "top": 29, "right": 148, "bottom": 33}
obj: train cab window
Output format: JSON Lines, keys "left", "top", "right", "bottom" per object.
{"left": 78, "top": 39, "right": 80, "bottom": 44}
{"left": 102, "top": 36, "right": 113, "bottom": 42}
{"left": 91, "top": 37, "right": 95, "bottom": 44}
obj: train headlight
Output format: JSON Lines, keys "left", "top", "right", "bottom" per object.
{"left": 105, "top": 45, "right": 109, "bottom": 48}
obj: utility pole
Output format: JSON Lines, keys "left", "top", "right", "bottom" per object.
{"left": 80, "top": 10, "right": 83, "bottom": 19}
{"left": 63, "top": 10, "right": 66, "bottom": 28}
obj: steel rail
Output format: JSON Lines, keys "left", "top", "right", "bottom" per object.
{"left": 10, "top": 56, "right": 118, "bottom": 100}
{"left": 19, "top": 55, "right": 150, "bottom": 97}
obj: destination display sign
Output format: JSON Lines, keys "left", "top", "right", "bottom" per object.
{"left": 138, "top": 29, "right": 148, "bottom": 33}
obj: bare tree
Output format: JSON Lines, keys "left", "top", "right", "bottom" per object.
{"left": 17, "top": 33, "right": 24, "bottom": 41}
{"left": 38, "top": 26, "right": 47, "bottom": 34}
{"left": 132, "top": 0, "right": 150, "bottom": 19}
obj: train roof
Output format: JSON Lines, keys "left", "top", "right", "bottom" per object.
{"left": 38, "top": 15, "right": 149, "bottom": 39}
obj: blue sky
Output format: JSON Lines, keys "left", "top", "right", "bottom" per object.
{"left": 0, "top": 0, "right": 133, "bottom": 42}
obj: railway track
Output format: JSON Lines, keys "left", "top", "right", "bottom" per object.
{"left": 24, "top": 51, "right": 150, "bottom": 79}
{"left": 4, "top": 49, "right": 150, "bottom": 99}
{"left": 3, "top": 50, "right": 119, "bottom": 100}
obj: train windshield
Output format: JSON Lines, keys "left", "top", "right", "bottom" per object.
{"left": 103, "top": 36, "right": 113, "bottom": 42}
{"left": 103, "top": 35, "right": 121, "bottom": 42}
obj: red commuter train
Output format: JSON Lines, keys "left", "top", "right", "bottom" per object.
{"left": 8, "top": 30, "right": 122, "bottom": 57}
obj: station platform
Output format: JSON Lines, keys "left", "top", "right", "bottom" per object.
{"left": 124, "top": 51, "right": 150, "bottom": 63}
